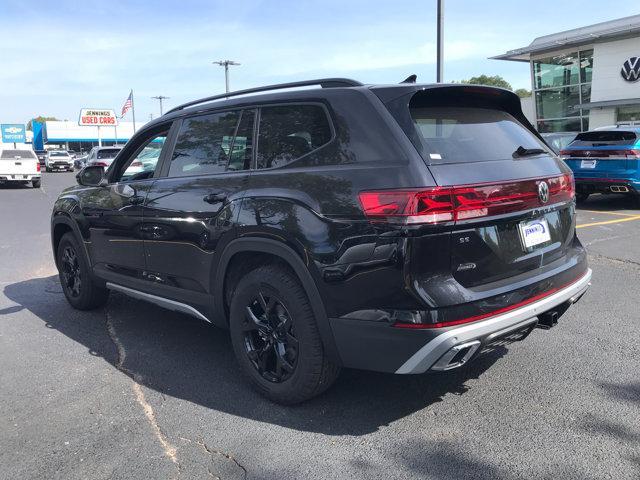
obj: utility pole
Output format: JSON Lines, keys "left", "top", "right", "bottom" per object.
{"left": 151, "top": 95, "right": 169, "bottom": 116}
{"left": 436, "top": 0, "right": 444, "bottom": 83}
{"left": 213, "top": 60, "right": 240, "bottom": 93}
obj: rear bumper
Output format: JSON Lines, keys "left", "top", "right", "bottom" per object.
{"left": 0, "top": 174, "right": 40, "bottom": 181}
{"left": 329, "top": 269, "right": 591, "bottom": 374}
{"left": 575, "top": 178, "right": 640, "bottom": 194}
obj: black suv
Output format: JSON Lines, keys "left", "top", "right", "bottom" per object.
{"left": 51, "top": 78, "right": 591, "bottom": 404}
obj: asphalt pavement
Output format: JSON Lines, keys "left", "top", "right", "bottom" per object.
{"left": 1, "top": 172, "right": 639, "bottom": 479}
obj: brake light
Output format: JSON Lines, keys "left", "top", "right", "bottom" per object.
{"left": 93, "top": 162, "right": 108, "bottom": 167}
{"left": 36, "top": 162, "right": 41, "bottom": 172}
{"left": 358, "top": 174, "right": 574, "bottom": 225}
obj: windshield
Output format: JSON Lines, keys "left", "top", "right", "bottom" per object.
{"left": 50, "top": 151, "right": 69, "bottom": 157}
{"left": 97, "top": 149, "right": 121, "bottom": 159}
{"left": 410, "top": 107, "right": 548, "bottom": 164}
{"left": 1, "top": 150, "right": 37, "bottom": 160}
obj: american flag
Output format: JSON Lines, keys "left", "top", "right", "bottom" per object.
{"left": 121, "top": 91, "right": 133, "bottom": 117}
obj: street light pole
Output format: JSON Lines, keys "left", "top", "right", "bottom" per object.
{"left": 436, "top": 0, "right": 444, "bottom": 83}
{"left": 151, "top": 95, "right": 170, "bottom": 116}
{"left": 213, "top": 60, "right": 241, "bottom": 93}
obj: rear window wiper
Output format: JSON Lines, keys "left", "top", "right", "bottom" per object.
{"left": 512, "top": 146, "right": 547, "bottom": 158}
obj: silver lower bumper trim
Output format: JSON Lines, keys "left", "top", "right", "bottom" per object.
{"left": 395, "top": 269, "right": 592, "bottom": 374}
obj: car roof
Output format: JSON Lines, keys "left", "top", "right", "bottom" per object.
{"left": 141, "top": 80, "right": 517, "bottom": 130}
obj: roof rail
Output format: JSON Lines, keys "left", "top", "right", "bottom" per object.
{"left": 166, "top": 78, "right": 363, "bottom": 114}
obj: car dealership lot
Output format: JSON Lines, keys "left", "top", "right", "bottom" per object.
{"left": 1, "top": 173, "right": 639, "bottom": 480}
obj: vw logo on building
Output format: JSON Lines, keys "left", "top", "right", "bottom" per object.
{"left": 620, "top": 57, "right": 640, "bottom": 82}
{"left": 538, "top": 181, "right": 550, "bottom": 204}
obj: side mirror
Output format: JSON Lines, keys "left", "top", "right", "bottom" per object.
{"left": 76, "top": 165, "right": 106, "bottom": 187}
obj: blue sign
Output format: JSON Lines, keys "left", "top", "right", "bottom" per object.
{"left": 1, "top": 124, "right": 26, "bottom": 143}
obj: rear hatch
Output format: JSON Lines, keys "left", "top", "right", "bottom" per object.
{"left": 0, "top": 149, "right": 39, "bottom": 177}
{"left": 560, "top": 130, "right": 640, "bottom": 180}
{"left": 374, "top": 86, "right": 576, "bottom": 291}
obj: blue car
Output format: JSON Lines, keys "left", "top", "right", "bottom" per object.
{"left": 560, "top": 127, "right": 640, "bottom": 203}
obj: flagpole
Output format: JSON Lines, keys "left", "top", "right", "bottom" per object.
{"left": 130, "top": 89, "right": 136, "bottom": 134}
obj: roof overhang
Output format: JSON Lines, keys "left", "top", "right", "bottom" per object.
{"left": 491, "top": 14, "right": 640, "bottom": 62}
{"left": 573, "top": 98, "right": 640, "bottom": 111}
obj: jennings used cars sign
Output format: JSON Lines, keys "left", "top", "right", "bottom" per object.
{"left": 1, "top": 124, "right": 26, "bottom": 143}
{"left": 78, "top": 109, "right": 118, "bottom": 126}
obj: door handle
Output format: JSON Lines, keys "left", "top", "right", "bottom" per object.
{"left": 203, "top": 192, "right": 227, "bottom": 204}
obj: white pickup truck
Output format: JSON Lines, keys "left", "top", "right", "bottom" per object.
{"left": 0, "top": 149, "right": 41, "bottom": 188}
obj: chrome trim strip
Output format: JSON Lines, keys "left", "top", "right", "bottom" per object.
{"left": 395, "top": 269, "right": 592, "bottom": 374}
{"left": 106, "top": 282, "right": 211, "bottom": 323}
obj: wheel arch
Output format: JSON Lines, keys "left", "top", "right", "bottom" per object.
{"left": 51, "top": 215, "right": 89, "bottom": 269}
{"left": 215, "top": 237, "right": 342, "bottom": 365}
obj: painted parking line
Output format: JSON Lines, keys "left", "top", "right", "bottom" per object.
{"left": 576, "top": 214, "right": 640, "bottom": 229}
{"left": 579, "top": 209, "right": 639, "bottom": 217}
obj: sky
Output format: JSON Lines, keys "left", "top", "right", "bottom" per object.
{"left": 1, "top": 0, "right": 639, "bottom": 124}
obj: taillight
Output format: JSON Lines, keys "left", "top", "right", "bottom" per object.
{"left": 359, "top": 174, "right": 574, "bottom": 225}
{"left": 93, "top": 162, "right": 108, "bottom": 167}
{"left": 560, "top": 148, "right": 640, "bottom": 159}
{"left": 36, "top": 162, "right": 41, "bottom": 172}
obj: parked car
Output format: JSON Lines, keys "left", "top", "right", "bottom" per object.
{"left": 51, "top": 78, "right": 591, "bottom": 404}
{"left": 541, "top": 132, "right": 578, "bottom": 154}
{"left": 84, "top": 146, "right": 122, "bottom": 168}
{"left": 0, "top": 148, "right": 41, "bottom": 187}
{"left": 45, "top": 150, "right": 74, "bottom": 172}
{"left": 560, "top": 127, "right": 640, "bottom": 203}
{"left": 34, "top": 149, "right": 48, "bottom": 167}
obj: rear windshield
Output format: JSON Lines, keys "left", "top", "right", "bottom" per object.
{"left": 571, "top": 131, "right": 637, "bottom": 147}
{"left": 50, "top": 151, "right": 68, "bottom": 157}
{"left": 1, "top": 150, "right": 36, "bottom": 160}
{"left": 97, "top": 149, "right": 120, "bottom": 159}
{"left": 410, "top": 107, "right": 547, "bottom": 164}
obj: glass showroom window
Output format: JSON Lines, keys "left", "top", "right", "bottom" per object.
{"left": 617, "top": 107, "right": 640, "bottom": 124}
{"left": 533, "top": 49, "right": 593, "bottom": 133}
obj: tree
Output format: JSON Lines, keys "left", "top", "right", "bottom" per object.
{"left": 26, "top": 116, "right": 59, "bottom": 130}
{"left": 514, "top": 88, "right": 532, "bottom": 98}
{"left": 460, "top": 75, "right": 512, "bottom": 90}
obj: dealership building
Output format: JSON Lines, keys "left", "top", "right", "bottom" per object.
{"left": 494, "top": 14, "right": 640, "bottom": 133}
{"left": 31, "top": 120, "right": 143, "bottom": 152}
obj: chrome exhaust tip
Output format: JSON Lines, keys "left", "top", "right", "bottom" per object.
{"left": 430, "top": 340, "right": 481, "bottom": 371}
{"left": 610, "top": 185, "right": 629, "bottom": 193}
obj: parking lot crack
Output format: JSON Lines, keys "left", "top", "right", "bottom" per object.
{"left": 589, "top": 253, "right": 640, "bottom": 270}
{"left": 105, "top": 300, "right": 180, "bottom": 474}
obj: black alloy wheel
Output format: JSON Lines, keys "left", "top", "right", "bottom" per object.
{"left": 60, "top": 245, "right": 82, "bottom": 298}
{"left": 243, "top": 291, "right": 299, "bottom": 383}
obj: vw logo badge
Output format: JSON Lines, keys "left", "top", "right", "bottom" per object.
{"left": 538, "top": 181, "right": 550, "bottom": 204}
{"left": 621, "top": 57, "right": 640, "bottom": 82}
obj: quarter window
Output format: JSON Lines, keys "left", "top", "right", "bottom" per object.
{"left": 169, "top": 111, "right": 240, "bottom": 177}
{"left": 256, "top": 105, "right": 331, "bottom": 169}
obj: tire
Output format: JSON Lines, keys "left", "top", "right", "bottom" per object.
{"left": 32, "top": 179, "right": 41, "bottom": 188}
{"left": 576, "top": 192, "right": 589, "bottom": 203}
{"left": 56, "top": 232, "right": 109, "bottom": 310}
{"left": 229, "top": 264, "right": 340, "bottom": 404}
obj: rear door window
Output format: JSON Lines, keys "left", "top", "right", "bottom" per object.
{"left": 97, "top": 149, "right": 121, "bottom": 159}
{"left": 570, "top": 131, "right": 637, "bottom": 147}
{"left": 256, "top": 105, "right": 332, "bottom": 169}
{"left": 169, "top": 110, "right": 240, "bottom": 177}
{"left": 410, "top": 107, "right": 548, "bottom": 164}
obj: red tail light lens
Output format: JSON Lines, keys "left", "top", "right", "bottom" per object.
{"left": 359, "top": 174, "right": 574, "bottom": 225}
{"left": 36, "top": 162, "right": 41, "bottom": 172}
{"left": 93, "top": 162, "right": 108, "bottom": 167}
